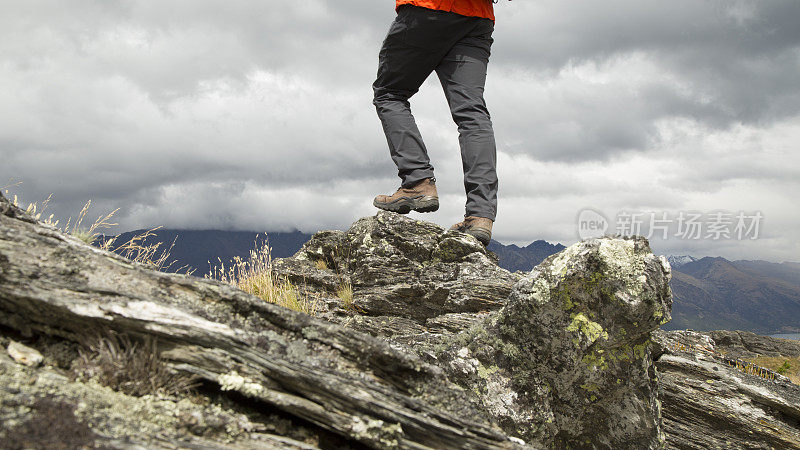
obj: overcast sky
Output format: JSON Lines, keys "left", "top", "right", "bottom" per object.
{"left": 2, "top": 0, "right": 799, "bottom": 262}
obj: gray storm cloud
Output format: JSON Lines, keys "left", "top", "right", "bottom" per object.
{"left": 1, "top": 0, "right": 799, "bottom": 262}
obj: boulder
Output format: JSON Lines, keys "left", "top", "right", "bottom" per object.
{"left": 274, "top": 211, "right": 521, "bottom": 332}
{"left": 429, "top": 237, "right": 672, "bottom": 447}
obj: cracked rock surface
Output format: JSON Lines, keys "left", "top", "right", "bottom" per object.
{"left": 0, "top": 191, "right": 729, "bottom": 449}
{"left": 653, "top": 329, "right": 800, "bottom": 449}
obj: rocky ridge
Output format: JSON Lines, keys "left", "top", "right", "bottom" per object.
{"left": 3, "top": 191, "right": 787, "bottom": 448}
{"left": 653, "top": 329, "right": 800, "bottom": 449}
{"left": 275, "top": 211, "right": 672, "bottom": 446}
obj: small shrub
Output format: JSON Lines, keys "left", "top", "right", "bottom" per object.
{"left": 71, "top": 332, "right": 200, "bottom": 397}
{"left": 314, "top": 259, "right": 328, "bottom": 271}
{"left": 777, "top": 360, "right": 792, "bottom": 375}
{"left": 208, "top": 238, "right": 317, "bottom": 316}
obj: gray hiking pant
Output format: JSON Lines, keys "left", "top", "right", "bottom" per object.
{"left": 373, "top": 5, "right": 498, "bottom": 221}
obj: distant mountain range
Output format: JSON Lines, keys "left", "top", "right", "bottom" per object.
{"left": 108, "top": 229, "right": 313, "bottom": 276}
{"left": 104, "top": 229, "right": 800, "bottom": 334}
{"left": 487, "top": 239, "right": 567, "bottom": 272}
{"left": 667, "top": 257, "right": 800, "bottom": 334}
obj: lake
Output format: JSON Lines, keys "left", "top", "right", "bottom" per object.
{"left": 770, "top": 333, "right": 800, "bottom": 341}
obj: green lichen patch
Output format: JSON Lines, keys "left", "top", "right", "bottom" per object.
{"left": 567, "top": 313, "right": 609, "bottom": 346}
{"left": 477, "top": 364, "right": 501, "bottom": 380}
{"left": 582, "top": 351, "right": 608, "bottom": 371}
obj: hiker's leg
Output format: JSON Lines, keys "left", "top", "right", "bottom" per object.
{"left": 435, "top": 19, "right": 498, "bottom": 220}
{"left": 373, "top": 6, "right": 453, "bottom": 187}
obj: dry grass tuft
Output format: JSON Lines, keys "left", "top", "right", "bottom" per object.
{"left": 5, "top": 186, "right": 190, "bottom": 274}
{"left": 320, "top": 245, "right": 361, "bottom": 314}
{"left": 98, "top": 227, "right": 191, "bottom": 274}
{"left": 71, "top": 332, "right": 201, "bottom": 397}
{"left": 10, "top": 193, "right": 118, "bottom": 246}
{"left": 208, "top": 238, "right": 317, "bottom": 316}
{"left": 744, "top": 355, "right": 800, "bottom": 385}
{"left": 336, "top": 281, "right": 355, "bottom": 312}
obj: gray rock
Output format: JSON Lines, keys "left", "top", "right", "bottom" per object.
{"left": 430, "top": 236, "right": 672, "bottom": 448}
{"left": 653, "top": 329, "right": 800, "bottom": 449}
{"left": 0, "top": 193, "right": 515, "bottom": 449}
{"left": 0, "top": 350, "right": 321, "bottom": 449}
{"left": 709, "top": 329, "right": 800, "bottom": 359}
{"left": 0, "top": 191, "right": 672, "bottom": 448}
{"left": 274, "top": 211, "right": 521, "bottom": 330}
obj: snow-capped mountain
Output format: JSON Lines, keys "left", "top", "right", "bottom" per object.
{"left": 667, "top": 255, "right": 698, "bottom": 269}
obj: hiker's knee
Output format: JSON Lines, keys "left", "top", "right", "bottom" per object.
{"left": 450, "top": 102, "right": 492, "bottom": 131}
{"left": 373, "top": 90, "right": 413, "bottom": 116}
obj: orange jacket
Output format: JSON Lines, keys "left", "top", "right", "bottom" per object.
{"left": 396, "top": 0, "right": 494, "bottom": 21}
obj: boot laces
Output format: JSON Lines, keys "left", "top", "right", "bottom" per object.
{"left": 454, "top": 220, "right": 470, "bottom": 232}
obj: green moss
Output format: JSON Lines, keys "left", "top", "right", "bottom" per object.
{"left": 652, "top": 308, "right": 663, "bottom": 320}
{"left": 555, "top": 271, "right": 607, "bottom": 312}
{"left": 499, "top": 342, "right": 520, "bottom": 359}
{"left": 614, "top": 345, "right": 632, "bottom": 361}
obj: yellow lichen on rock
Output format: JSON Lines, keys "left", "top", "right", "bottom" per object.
{"left": 567, "top": 313, "right": 609, "bottom": 346}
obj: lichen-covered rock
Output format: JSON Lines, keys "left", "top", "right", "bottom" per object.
{"left": 653, "top": 329, "right": 800, "bottom": 449}
{"left": 275, "top": 211, "right": 521, "bottom": 330}
{"left": 430, "top": 236, "right": 672, "bottom": 448}
{"left": 1, "top": 191, "right": 675, "bottom": 448}
{"left": 0, "top": 350, "right": 323, "bottom": 449}
{"left": 0, "top": 192, "right": 519, "bottom": 449}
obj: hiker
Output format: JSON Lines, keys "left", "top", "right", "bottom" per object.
{"left": 372, "top": 0, "right": 498, "bottom": 246}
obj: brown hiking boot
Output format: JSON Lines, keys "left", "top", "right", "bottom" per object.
{"left": 450, "top": 216, "right": 493, "bottom": 246}
{"left": 373, "top": 178, "right": 439, "bottom": 214}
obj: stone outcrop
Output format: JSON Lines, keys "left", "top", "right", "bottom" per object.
{"left": 274, "top": 212, "right": 521, "bottom": 336}
{"left": 708, "top": 329, "right": 800, "bottom": 359}
{"left": 430, "top": 237, "right": 672, "bottom": 447}
{"left": 1, "top": 192, "right": 672, "bottom": 448}
{"left": 277, "top": 216, "right": 674, "bottom": 446}
{"left": 653, "top": 329, "right": 800, "bottom": 449}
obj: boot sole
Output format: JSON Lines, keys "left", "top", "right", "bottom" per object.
{"left": 465, "top": 228, "right": 492, "bottom": 246}
{"left": 373, "top": 195, "right": 439, "bottom": 214}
